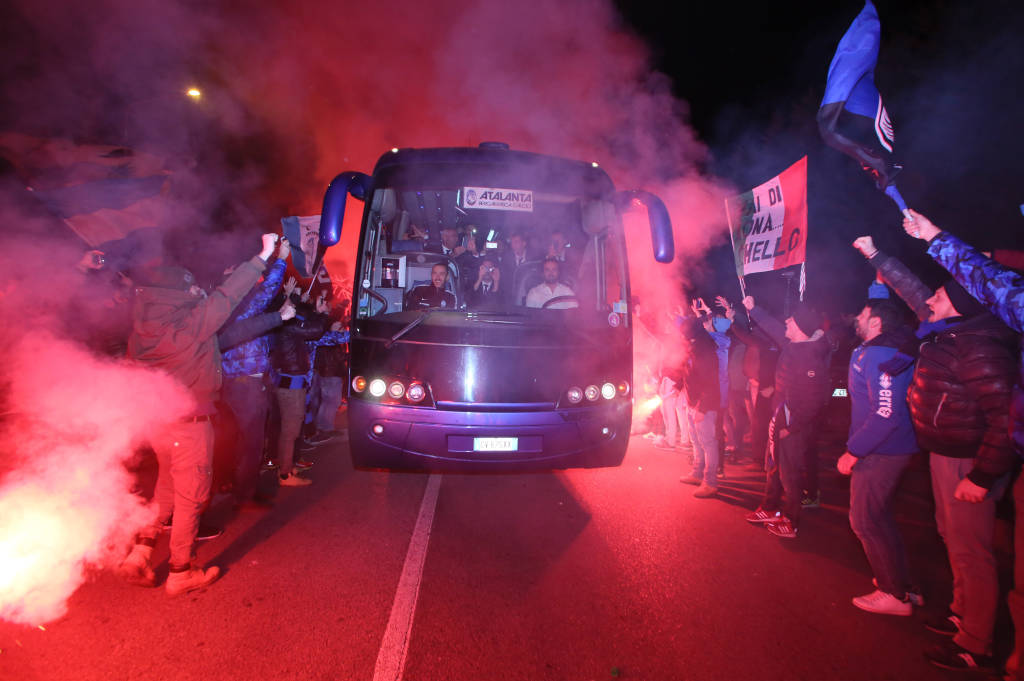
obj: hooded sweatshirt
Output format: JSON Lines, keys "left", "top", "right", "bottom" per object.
{"left": 128, "top": 256, "right": 266, "bottom": 415}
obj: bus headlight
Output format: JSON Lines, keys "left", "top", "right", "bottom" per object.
{"left": 369, "top": 379, "right": 387, "bottom": 397}
{"left": 617, "top": 380, "right": 630, "bottom": 397}
{"left": 352, "top": 376, "right": 367, "bottom": 393}
{"left": 584, "top": 385, "right": 600, "bottom": 402}
{"left": 387, "top": 381, "right": 406, "bottom": 399}
{"left": 567, "top": 387, "right": 583, "bottom": 404}
{"left": 601, "top": 382, "right": 616, "bottom": 400}
{"left": 407, "top": 382, "right": 426, "bottom": 403}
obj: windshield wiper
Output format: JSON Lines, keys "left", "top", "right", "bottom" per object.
{"left": 385, "top": 308, "right": 434, "bottom": 348}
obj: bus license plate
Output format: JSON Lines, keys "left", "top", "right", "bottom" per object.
{"left": 473, "top": 437, "right": 518, "bottom": 452}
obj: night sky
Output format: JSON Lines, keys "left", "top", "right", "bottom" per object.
{"left": 616, "top": 0, "right": 1024, "bottom": 312}
{"left": 1, "top": 0, "right": 1022, "bottom": 316}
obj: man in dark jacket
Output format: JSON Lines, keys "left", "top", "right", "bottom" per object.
{"left": 466, "top": 257, "right": 506, "bottom": 308}
{"left": 218, "top": 238, "right": 292, "bottom": 509}
{"left": 407, "top": 263, "right": 457, "bottom": 309}
{"left": 724, "top": 302, "right": 778, "bottom": 469}
{"left": 855, "top": 231, "right": 1017, "bottom": 672}
{"left": 117, "top": 232, "right": 280, "bottom": 596}
{"left": 837, "top": 298, "right": 920, "bottom": 616}
{"left": 742, "top": 296, "right": 831, "bottom": 538}
{"left": 677, "top": 319, "right": 722, "bottom": 498}
{"left": 896, "top": 213, "right": 1024, "bottom": 675}
{"left": 270, "top": 297, "right": 349, "bottom": 486}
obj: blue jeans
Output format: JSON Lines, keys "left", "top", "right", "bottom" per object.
{"left": 315, "top": 376, "right": 345, "bottom": 432}
{"left": 687, "top": 407, "right": 718, "bottom": 486}
{"left": 848, "top": 453, "right": 913, "bottom": 598}
{"left": 222, "top": 375, "right": 270, "bottom": 502}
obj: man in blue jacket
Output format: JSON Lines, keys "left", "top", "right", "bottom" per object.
{"left": 837, "top": 298, "right": 920, "bottom": 616}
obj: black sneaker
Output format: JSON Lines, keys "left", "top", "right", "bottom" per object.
{"left": 195, "top": 524, "right": 224, "bottom": 542}
{"left": 161, "top": 519, "right": 223, "bottom": 542}
{"left": 924, "top": 640, "right": 996, "bottom": 672}
{"left": 925, "top": 610, "right": 962, "bottom": 636}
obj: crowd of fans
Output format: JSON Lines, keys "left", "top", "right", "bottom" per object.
{"left": 73, "top": 209, "right": 1024, "bottom": 676}
{"left": 78, "top": 233, "right": 350, "bottom": 596}
{"left": 634, "top": 210, "right": 1024, "bottom": 676}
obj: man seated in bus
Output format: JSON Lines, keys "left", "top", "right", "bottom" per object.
{"left": 466, "top": 257, "right": 505, "bottom": 308}
{"left": 406, "top": 263, "right": 456, "bottom": 309}
{"left": 525, "top": 257, "right": 577, "bottom": 309}
{"left": 548, "top": 230, "right": 581, "bottom": 280}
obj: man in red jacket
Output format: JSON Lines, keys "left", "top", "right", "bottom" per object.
{"left": 118, "top": 232, "right": 280, "bottom": 596}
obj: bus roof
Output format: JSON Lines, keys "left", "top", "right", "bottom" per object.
{"left": 370, "top": 144, "right": 616, "bottom": 198}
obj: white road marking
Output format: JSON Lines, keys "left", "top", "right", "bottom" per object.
{"left": 372, "top": 474, "right": 441, "bottom": 681}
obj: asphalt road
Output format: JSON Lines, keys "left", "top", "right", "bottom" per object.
{"left": 0, "top": 429, "right": 1011, "bottom": 681}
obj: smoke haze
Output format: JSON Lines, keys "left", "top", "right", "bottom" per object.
{"left": 0, "top": 0, "right": 731, "bottom": 623}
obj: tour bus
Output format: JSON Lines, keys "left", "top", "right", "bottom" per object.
{"left": 318, "top": 142, "right": 674, "bottom": 470}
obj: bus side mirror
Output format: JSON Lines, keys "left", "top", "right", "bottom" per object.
{"left": 616, "top": 190, "right": 674, "bottom": 264}
{"left": 319, "top": 171, "right": 371, "bottom": 247}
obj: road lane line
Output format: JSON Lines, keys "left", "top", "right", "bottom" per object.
{"left": 372, "top": 473, "right": 441, "bottom": 681}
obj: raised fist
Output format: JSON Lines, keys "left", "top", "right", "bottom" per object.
{"left": 852, "top": 236, "right": 877, "bottom": 258}
{"left": 741, "top": 296, "right": 754, "bottom": 311}
{"left": 280, "top": 299, "right": 296, "bottom": 321}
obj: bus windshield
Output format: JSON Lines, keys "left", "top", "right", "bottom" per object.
{"left": 354, "top": 182, "right": 630, "bottom": 334}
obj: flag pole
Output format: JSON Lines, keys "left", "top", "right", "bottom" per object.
{"left": 724, "top": 196, "right": 747, "bottom": 299}
{"left": 884, "top": 184, "right": 913, "bottom": 219}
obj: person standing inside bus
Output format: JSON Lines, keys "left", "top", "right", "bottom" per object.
{"left": 407, "top": 263, "right": 456, "bottom": 309}
{"left": 467, "top": 257, "right": 505, "bottom": 307}
{"left": 526, "top": 257, "right": 576, "bottom": 309}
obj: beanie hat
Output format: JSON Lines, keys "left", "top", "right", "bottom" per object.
{"left": 943, "top": 279, "right": 986, "bottom": 317}
{"left": 790, "top": 303, "right": 822, "bottom": 337}
{"left": 132, "top": 265, "right": 195, "bottom": 291}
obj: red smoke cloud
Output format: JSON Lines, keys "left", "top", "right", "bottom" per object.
{"left": 0, "top": 333, "right": 194, "bottom": 625}
{"left": 0, "top": 0, "right": 735, "bottom": 622}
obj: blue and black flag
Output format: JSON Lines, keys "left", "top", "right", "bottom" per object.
{"left": 818, "top": 1, "right": 903, "bottom": 203}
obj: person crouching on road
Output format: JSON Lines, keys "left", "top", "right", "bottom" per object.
{"left": 118, "top": 233, "right": 282, "bottom": 596}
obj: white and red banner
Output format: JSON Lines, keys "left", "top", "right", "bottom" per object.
{"left": 725, "top": 156, "right": 808, "bottom": 279}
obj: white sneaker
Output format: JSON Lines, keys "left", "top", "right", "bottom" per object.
{"left": 872, "top": 578, "right": 925, "bottom": 607}
{"left": 852, "top": 589, "right": 912, "bottom": 616}
{"left": 166, "top": 565, "right": 220, "bottom": 596}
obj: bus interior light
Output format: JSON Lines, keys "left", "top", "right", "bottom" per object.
{"left": 387, "top": 381, "right": 406, "bottom": 399}
{"left": 601, "top": 382, "right": 616, "bottom": 400}
{"left": 567, "top": 387, "right": 583, "bottom": 404}
{"left": 372, "top": 424, "right": 384, "bottom": 435}
{"left": 369, "top": 379, "right": 387, "bottom": 397}
{"left": 352, "top": 376, "right": 367, "bottom": 393}
{"left": 584, "top": 385, "right": 600, "bottom": 402}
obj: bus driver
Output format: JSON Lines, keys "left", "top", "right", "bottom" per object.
{"left": 525, "top": 257, "right": 576, "bottom": 309}
{"left": 407, "top": 263, "right": 456, "bottom": 309}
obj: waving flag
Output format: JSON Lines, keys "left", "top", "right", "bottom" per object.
{"left": 817, "top": 1, "right": 908, "bottom": 212}
{"left": 725, "top": 157, "right": 808, "bottom": 297}
{"left": 0, "top": 132, "right": 172, "bottom": 247}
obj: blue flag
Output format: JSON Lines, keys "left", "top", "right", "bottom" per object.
{"left": 818, "top": 1, "right": 903, "bottom": 205}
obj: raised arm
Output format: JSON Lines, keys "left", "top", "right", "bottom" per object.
{"left": 902, "top": 210, "right": 1024, "bottom": 333}
{"left": 853, "top": 236, "right": 932, "bottom": 322}
{"left": 742, "top": 296, "right": 786, "bottom": 348}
